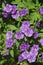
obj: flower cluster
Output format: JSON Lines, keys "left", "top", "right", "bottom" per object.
{"left": 2, "top": 4, "right": 28, "bottom": 18}
{"left": 18, "top": 51, "right": 29, "bottom": 62}
{"left": 15, "top": 20, "right": 39, "bottom": 40}
{"left": 14, "top": 20, "right": 39, "bottom": 63}
{"left": 2, "top": 2, "right": 43, "bottom": 64}
{"left": 20, "top": 21, "right": 32, "bottom": 36}
{"left": 5, "top": 31, "right": 15, "bottom": 48}
{"left": 20, "top": 21, "right": 37, "bottom": 37}
{"left": 28, "top": 44, "right": 39, "bottom": 63}
{"left": 18, "top": 44, "right": 39, "bottom": 63}
{"left": 2, "top": 31, "right": 16, "bottom": 56}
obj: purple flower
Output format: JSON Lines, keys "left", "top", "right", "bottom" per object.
{"left": 36, "top": 21, "right": 43, "bottom": 27}
{"left": 15, "top": 32, "right": 24, "bottom": 40}
{"left": 2, "top": 11, "right": 8, "bottom": 18}
{"left": 29, "top": 45, "right": 39, "bottom": 57}
{"left": 39, "top": 38, "right": 43, "bottom": 46}
{"left": 22, "top": 51, "right": 29, "bottom": 59}
{"left": 39, "top": 6, "right": 43, "bottom": 14}
{"left": 19, "top": 8, "right": 28, "bottom": 16}
{"left": 6, "top": 31, "right": 13, "bottom": 39}
{"left": 24, "top": 28, "right": 34, "bottom": 37}
{"left": 20, "top": 21, "right": 30, "bottom": 34}
{"left": 2, "top": 50, "right": 9, "bottom": 56}
{"left": 11, "top": 5, "right": 17, "bottom": 14}
{"left": 27, "top": 45, "right": 39, "bottom": 63}
{"left": 27, "top": 54, "right": 36, "bottom": 63}
{"left": 20, "top": 42, "right": 30, "bottom": 51}
{"left": 40, "top": 53, "right": 43, "bottom": 61}
{"left": 30, "top": 49, "right": 38, "bottom": 57}
{"left": 33, "top": 32, "right": 39, "bottom": 39}
{"left": 20, "top": 25, "right": 28, "bottom": 33}
{"left": 31, "top": 28, "right": 35, "bottom": 33}
{"left": 5, "top": 39, "right": 14, "bottom": 48}
{"left": 3, "top": 4, "right": 12, "bottom": 13}
{"left": 31, "top": 44, "right": 39, "bottom": 51}
{"left": 11, "top": 11, "right": 20, "bottom": 19}
{"left": 22, "top": 21, "right": 30, "bottom": 27}
{"left": 18, "top": 54, "right": 24, "bottom": 62}
{"left": 36, "top": 22, "right": 40, "bottom": 27}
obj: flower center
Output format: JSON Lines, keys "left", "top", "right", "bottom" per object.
{"left": 28, "top": 31, "right": 30, "bottom": 34}
{"left": 22, "top": 45, "right": 25, "bottom": 48}
{"left": 18, "top": 34, "right": 21, "bottom": 37}
{"left": 22, "top": 10, "right": 25, "bottom": 14}
{"left": 8, "top": 41, "right": 11, "bottom": 45}
{"left": 12, "top": 7, "right": 15, "bottom": 10}
{"left": 29, "top": 56, "right": 32, "bottom": 60}
{"left": 8, "top": 34, "right": 11, "bottom": 37}
{"left": 7, "top": 6, "right": 11, "bottom": 11}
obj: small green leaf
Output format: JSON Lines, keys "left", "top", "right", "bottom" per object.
{"left": 16, "top": 41, "right": 20, "bottom": 49}
{"left": 30, "top": 12, "right": 41, "bottom": 23}
{"left": 39, "top": 33, "right": 43, "bottom": 37}
{"left": 11, "top": 1, "right": 16, "bottom": 4}
{"left": 11, "top": 0, "right": 21, "bottom": 4}
{"left": 16, "top": 17, "right": 22, "bottom": 22}
{"left": 40, "top": 29, "right": 43, "bottom": 32}
{"left": 2, "top": 3, "right": 5, "bottom": 9}
{"left": 0, "top": 24, "right": 1, "bottom": 28}
{"left": 0, "top": 60, "right": 6, "bottom": 65}
{"left": 23, "top": 0, "right": 35, "bottom": 9}
{"left": 20, "top": 61, "right": 29, "bottom": 65}
{"left": 36, "top": 0, "right": 40, "bottom": 7}
{"left": 15, "top": 0, "right": 21, "bottom": 3}
{"left": 7, "top": 25, "right": 17, "bottom": 31}
{"left": 24, "top": 37, "right": 27, "bottom": 41}
{"left": 10, "top": 50, "right": 14, "bottom": 57}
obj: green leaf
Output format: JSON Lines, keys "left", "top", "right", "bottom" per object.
{"left": 0, "top": 60, "right": 6, "bottom": 65}
{"left": 0, "top": 46, "right": 2, "bottom": 50}
{"left": 18, "top": 2, "right": 25, "bottom": 8}
{"left": 16, "top": 41, "right": 20, "bottom": 49}
{"left": 1, "top": 49, "right": 9, "bottom": 56}
{"left": 16, "top": 17, "right": 22, "bottom": 22}
{"left": 40, "top": 29, "right": 43, "bottom": 32}
{"left": 36, "top": 0, "right": 40, "bottom": 7}
{"left": 11, "top": 1, "right": 16, "bottom": 4}
{"left": 2, "top": 3, "right": 5, "bottom": 9}
{"left": 20, "top": 61, "right": 29, "bottom": 65}
{"left": 23, "top": 0, "right": 35, "bottom": 9}
{"left": 0, "top": 24, "right": 1, "bottom": 28}
{"left": 39, "top": 33, "right": 43, "bottom": 37}
{"left": 11, "top": 0, "right": 21, "bottom": 4}
{"left": 15, "top": 0, "right": 21, "bottom": 3}
{"left": 7, "top": 25, "right": 17, "bottom": 31}
{"left": 24, "top": 37, "right": 27, "bottom": 41}
{"left": 30, "top": 12, "right": 42, "bottom": 24}
{"left": 10, "top": 50, "right": 14, "bottom": 57}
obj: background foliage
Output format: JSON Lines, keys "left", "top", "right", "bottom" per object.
{"left": 0, "top": 0, "right": 43, "bottom": 65}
